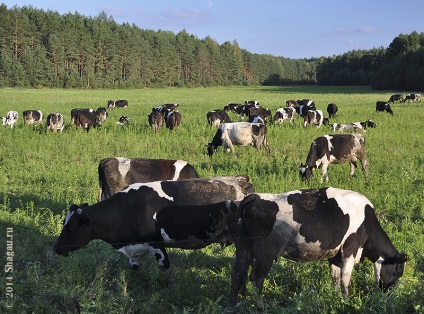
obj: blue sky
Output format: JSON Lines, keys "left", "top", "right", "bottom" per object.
{"left": 3, "top": 0, "right": 424, "bottom": 59}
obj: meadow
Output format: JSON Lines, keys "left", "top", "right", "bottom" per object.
{"left": 0, "top": 86, "right": 423, "bottom": 313}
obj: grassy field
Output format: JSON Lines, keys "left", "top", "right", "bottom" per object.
{"left": 0, "top": 86, "right": 423, "bottom": 313}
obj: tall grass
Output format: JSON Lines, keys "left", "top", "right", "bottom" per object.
{"left": 0, "top": 86, "right": 423, "bottom": 313}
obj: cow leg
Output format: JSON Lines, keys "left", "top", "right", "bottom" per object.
{"left": 321, "top": 162, "right": 330, "bottom": 183}
{"left": 230, "top": 246, "right": 253, "bottom": 306}
{"left": 340, "top": 256, "right": 356, "bottom": 298}
{"left": 250, "top": 256, "right": 274, "bottom": 311}
{"left": 328, "top": 256, "right": 342, "bottom": 289}
{"left": 349, "top": 161, "right": 357, "bottom": 177}
{"left": 360, "top": 158, "right": 369, "bottom": 179}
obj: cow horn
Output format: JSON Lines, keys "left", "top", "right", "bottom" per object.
{"left": 77, "top": 208, "right": 82, "bottom": 214}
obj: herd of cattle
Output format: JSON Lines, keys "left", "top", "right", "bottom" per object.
{"left": 2, "top": 93, "right": 413, "bottom": 308}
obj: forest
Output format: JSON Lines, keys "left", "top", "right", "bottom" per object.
{"left": 0, "top": 4, "right": 423, "bottom": 90}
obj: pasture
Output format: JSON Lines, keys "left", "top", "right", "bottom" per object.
{"left": 0, "top": 86, "right": 423, "bottom": 313}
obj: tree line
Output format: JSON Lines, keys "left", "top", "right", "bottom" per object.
{"left": 0, "top": 4, "right": 422, "bottom": 91}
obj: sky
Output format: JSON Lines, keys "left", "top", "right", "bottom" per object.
{"left": 2, "top": 0, "right": 424, "bottom": 59}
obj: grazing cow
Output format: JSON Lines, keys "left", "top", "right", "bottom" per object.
{"left": 98, "top": 157, "right": 200, "bottom": 201}
{"left": 274, "top": 107, "right": 296, "bottom": 123}
{"left": 206, "top": 122, "right": 269, "bottom": 157}
{"left": 303, "top": 109, "right": 324, "bottom": 128}
{"left": 295, "top": 104, "right": 316, "bottom": 117}
{"left": 376, "top": 101, "right": 393, "bottom": 115}
{"left": 223, "top": 103, "right": 241, "bottom": 113}
{"left": 327, "top": 103, "right": 338, "bottom": 118}
{"left": 117, "top": 115, "right": 130, "bottom": 126}
{"left": 248, "top": 107, "right": 272, "bottom": 124}
{"left": 332, "top": 123, "right": 363, "bottom": 133}
{"left": 148, "top": 111, "right": 164, "bottom": 132}
{"left": 115, "top": 100, "right": 129, "bottom": 108}
{"left": 53, "top": 175, "right": 254, "bottom": 271}
{"left": 165, "top": 111, "right": 181, "bottom": 130}
{"left": 23, "top": 110, "right": 43, "bottom": 125}
{"left": 297, "top": 99, "right": 315, "bottom": 107}
{"left": 286, "top": 100, "right": 297, "bottom": 107}
{"left": 206, "top": 109, "right": 232, "bottom": 127}
{"left": 299, "top": 134, "right": 369, "bottom": 182}
{"left": 1, "top": 111, "right": 18, "bottom": 128}
{"left": 72, "top": 109, "right": 101, "bottom": 131}
{"left": 230, "top": 188, "right": 409, "bottom": 307}
{"left": 360, "top": 119, "right": 377, "bottom": 129}
{"left": 235, "top": 101, "right": 261, "bottom": 119}
{"left": 153, "top": 104, "right": 179, "bottom": 115}
{"left": 389, "top": 94, "right": 404, "bottom": 103}
{"left": 46, "top": 113, "right": 65, "bottom": 132}
{"left": 248, "top": 115, "right": 265, "bottom": 124}
{"left": 404, "top": 93, "right": 421, "bottom": 102}
{"left": 95, "top": 107, "right": 108, "bottom": 123}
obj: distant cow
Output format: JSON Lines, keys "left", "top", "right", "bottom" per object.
{"left": 299, "top": 134, "right": 369, "bottom": 182}
{"left": 327, "top": 103, "right": 338, "bottom": 118}
{"left": 153, "top": 104, "right": 179, "bottom": 115}
{"left": 117, "top": 116, "right": 130, "bottom": 126}
{"left": 230, "top": 188, "right": 408, "bottom": 307}
{"left": 295, "top": 104, "right": 316, "bottom": 117}
{"left": 23, "top": 110, "right": 43, "bottom": 125}
{"left": 235, "top": 101, "right": 261, "bottom": 119}
{"left": 274, "top": 107, "right": 296, "bottom": 123}
{"left": 107, "top": 100, "right": 115, "bottom": 110}
{"left": 95, "top": 107, "right": 108, "bottom": 123}
{"left": 98, "top": 157, "right": 200, "bottom": 201}
{"left": 303, "top": 109, "right": 324, "bottom": 128}
{"left": 248, "top": 107, "right": 272, "bottom": 124}
{"left": 376, "top": 101, "right": 393, "bottom": 115}
{"left": 107, "top": 100, "right": 128, "bottom": 109}
{"left": 148, "top": 111, "right": 164, "bottom": 132}
{"left": 72, "top": 109, "right": 101, "bottom": 131}
{"left": 165, "top": 111, "right": 181, "bottom": 130}
{"left": 389, "top": 94, "right": 404, "bottom": 103}
{"left": 404, "top": 93, "right": 421, "bottom": 102}
{"left": 1, "top": 111, "right": 18, "bottom": 128}
{"left": 286, "top": 100, "right": 297, "bottom": 107}
{"left": 207, "top": 109, "right": 232, "bottom": 127}
{"left": 297, "top": 99, "right": 315, "bottom": 107}
{"left": 332, "top": 120, "right": 377, "bottom": 133}
{"left": 46, "top": 113, "right": 65, "bottom": 132}
{"left": 207, "top": 122, "right": 269, "bottom": 157}
{"left": 54, "top": 175, "right": 254, "bottom": 271}
{"left": 223, "top": 103, "right": 241, "bottom": 113}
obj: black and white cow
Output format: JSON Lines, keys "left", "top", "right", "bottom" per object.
{"left": 54, "top": 175, "right": 254, "bottom": 272}
{"left": 23, "top": 110, "right": 43, "bottom": 125}
{"left": 332, "top": 120, "right": 377, "bottom": 133}
{"left": 148, "top": 110, "right": 164, "bottom": 132}
{"left": 404, "top": 93, "right": 421, "bottom": 102}
{"left": 327, "top": 103, "right": 338, "bottom": 118}
{"left": 95, "top": 107, "right": 108, "bottom": 123}
{"left": 117, "top": 115, "right": 130, "bottom": 126}
{"left": 297, "top": 99, "right": 315, "bottom": 107}
{"left": 206, "top": 109, "right": 232, "bottom": 127}
{"left": 207, "top": 122, "right": 269, "bottom": 157}
{"left": 165, "top": 111, "right": 181, "bottom": 130}
{"left": 299, "top": 134, "right": 369, "bottom": 182}
{"left": 376, "top": 101, "right": 393, "bottom": 115}
{"left": 248, "top": 115, "right": 265, "bottom": 124}
{"left": 46, "top": 113, "right": 65, "bottom": 132}
{"left": 360, "top": 119, "right": 377, "bottom": 129}
{"left": 235, "top": 101, "right": 261, "bottom": 119}
{"left": 295, "top": 104, "right": 316, "bottom": 117}
{"left": 248, "top": 107, "right": 272, "bottom": 124}
{"left": 153, "top": 104, "right": 179, "bottom": 115}
{"left": 98, "top": 157, "right": 200, "bottom": 201}
{"left": 273, "top": 107, "right": 296, "bottom": 123}
{"left": 71, "top": 109, "right": 101, "bottom": 131}
{"left": 107, "top": 100, "right": 115, "bottom": 110}
{"left": 108, "top": 100, "right": 128, "bottom": 109}
{"left": 303, "top": 109, "right": 324, "bottom": 128}
{"left": 389, "top": 94, "right": 404, "bottom": 103}
{"left": 223, "top": 103, "right": 241, "bottom": 113}
{"left": 230, "top": 188, "right": 409, "bottom": 307}
{"left": 1, "top": 111, "right": 18, "bottom": 128}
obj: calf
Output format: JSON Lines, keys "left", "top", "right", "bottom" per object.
{"left": 299, "top": 134, "right": 369, "bottom": 182}
{"left": 23, "top": 110, "right": 43, "bottom": 125}
{"left": 230, "top": 188, "right": 408, "bottom": 307}
{"left": 376, "top": 101, "right": 393, "bottom": 115}
{"left": 274, "top": 107, "right": 296, "bottom": 123}
{"left": 303, "top": 109, "right": 324, "bottom": 128}
{"left": 206, "top": 109, "right": 232, "bottom": 127}
{"left": 207, "top": 122, "right": 269, "bottom": 157}
{"left": 327, "top": 103, "right": 338, "bottom": 118}
{"left": 46, "top": 113, "right": 65, "bottom": 132}
{"left": 1, "top": 111, "right": 18, "bottom": 128}
{"left": 148, "top": 111, "right": 164, "bottom": 132}
{"left": 98, "top": 157, "right": 199, "bottom": 201}
{"left": 54, "top": 175, "right": 254, "bottom": 272}
{"left": 165, "top": 111, "right": 181, "bottom": 130}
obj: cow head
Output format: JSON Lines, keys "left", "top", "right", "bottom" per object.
{"left": 385, "top": 104, "right": 394, "bottom": 115}
{"left": 107, "top": 100, "right": 115, "bottom": 110}
{"left": 206, "top": 143, "right": 215, "bottom": 157}
{"left": 375, "top": 253, "right": 409, "bottom": 291}
{"left": 53, "top": 203, "right": 92, "bottom": 256}
{"left": 298, "top": 164, "right": 314, "bottom": 182}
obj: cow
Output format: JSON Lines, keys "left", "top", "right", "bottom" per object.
{"left": 376, "top": 101, "right": 393, "bottom": 115}
{"left": 148, "top": 110, "right": 164, "bottom": 132}
{"left": 53, "top": 175, "right": 254, "bottom": 272}
{"left": 389, "top": 94, "right": 404, "bottom": 103}
{"left": 274, "top": 107, "right": 296, "bottom": 123}
{"left": 23, "top": 110, "right": 43, "bottom": 125}
{"left": 46, "top": 113, "right": 65, "bottom": 132}
{"left": 248, "top": 107, "right": 272, "bottom": 124}
{"left": 299, "top": 134, "right": 369, "bottom": 182}
{"left": 332, "top": 120, "right": 377, "bottom": 133}
{"left": 206, "top": 109, "right": 232, "bottom": 127}
{"left": 107, "top": 100, "right": 128, "bottom": 109}
{"left": 230, "top": 188, "right": 409, "bottom": 308}
{"left": 72, "top": 109, "right": 101, "bottom": 131}
{"left": 360, "top": 119, "right": 377, "bottom": 129}
{"left": 303, "top": 109, "right": 324, "bottom": 128}
{"left": 153, "top": 104, "right": 179, "bottom": 115}
{"left": 297, "top": 99, "right": 315, "bottom": 107}
{"left": 327, "top": 103, "right": 338, "bottom": 118}
{"left": 404, "top": 93, "right": 421, "bottom": 102}
{"left": 235, "top": 101, "right": 261, "bottom": 119}
{"left": 98, "top": 157, "right": 200, "bottom": 201}
{"left": 223, "top": 103, "right": 241, "bottom": 113}
{"left": 1, "top": 111, "right": 18, "bottom": 128}
{"left": 165, "top": 111, "right": 181, "bottom": 130}
{"left": 95, "top": 107, "right": 108, "bottom": 123}
{"left": 206, "top": 122, "right": 269, "bottom": 158}
{"left": 285, "top": 100, "right": 297, "bottom": 107}
{"left": 248, "top": 115, "right": 265, "bottom": 124}
{"left": 117, "top": 116, "right": 130, "bottom": 126}
{"left": 295, "top": 104, "right": 316, "bottom": 117}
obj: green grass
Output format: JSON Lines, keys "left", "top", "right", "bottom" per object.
{"left": 0, "top": 86, "right": 423, "bottom": 313}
